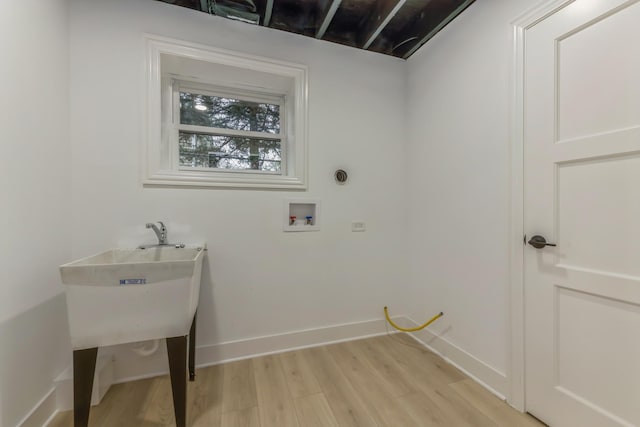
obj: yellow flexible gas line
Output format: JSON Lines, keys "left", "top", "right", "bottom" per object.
{"left": 384, "top": 306, "right": 444, "bottom": 332}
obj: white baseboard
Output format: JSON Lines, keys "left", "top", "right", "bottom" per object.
{"left": 16, "top": 388, "right": 57, "bottom": 427}
{"left": 195, "top": 317, "right": 407, "bottom": 367}
{"left": 404, "top": 316, "right": 508, "bottom": 398}
{"left": 115, "top": 316, "right": 407, "bottom": 384}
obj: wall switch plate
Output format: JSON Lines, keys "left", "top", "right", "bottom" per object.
{"left": 351, "top": 221, "right": 366, "bottom": 232}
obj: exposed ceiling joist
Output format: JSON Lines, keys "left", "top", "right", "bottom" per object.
{"left": 360, "top": 0, "right": 406, "bottom": 50}
{"left": 315, "top": 0, "right": 343, "bottom": 39}
{"left": 263, "top": 0, "right": 273, "bottom": 26}
{"left": 399, "top": 0, "right": 475, "bottom": 59}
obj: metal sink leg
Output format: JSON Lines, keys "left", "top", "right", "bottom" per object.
{"left": 166, "top": 335, "right": 188, "bottom": 427}
{"left": 73, "top": 347, "right": 98, "bottom": 427}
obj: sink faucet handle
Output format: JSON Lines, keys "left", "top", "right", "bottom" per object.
{"left": 145, "top": 221, "right": 168, "bottom": 245}
{"left": 157, "top": 221, "right": 167, "bottom": 243}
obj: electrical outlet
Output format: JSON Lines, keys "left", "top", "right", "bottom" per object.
{"left": 351, "top": 221, "right": 366, "bottom": 232}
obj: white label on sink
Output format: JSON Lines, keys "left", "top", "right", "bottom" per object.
{"left": 119, "top": 278, "right": 147, "bottom": 285}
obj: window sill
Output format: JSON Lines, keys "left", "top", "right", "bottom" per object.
{"left": 142, "top": 170, "right": 307, "bottom": 190}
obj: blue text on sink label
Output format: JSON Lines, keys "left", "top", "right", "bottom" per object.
{"left": 119, "top": 278, "right": 147, "bottom": 285}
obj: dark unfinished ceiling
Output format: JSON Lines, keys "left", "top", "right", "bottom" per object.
{"left": 156, "top": 0, "right": 476, "bottom": 59}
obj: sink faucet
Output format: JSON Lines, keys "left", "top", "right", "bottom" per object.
{"left": 146, "top": 221, "right": 168, "bottom": 245}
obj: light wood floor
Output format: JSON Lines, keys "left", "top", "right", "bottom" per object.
{"left": 50, "top": 334, "right": 544, "bottom": 427}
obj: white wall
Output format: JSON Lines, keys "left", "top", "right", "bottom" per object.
{"left": 69, "top": 0, "right": 408, "bottom": 379}
{"left": 405, "top": 0, "right": 537, "bottom": 397}
{"left": 0, "top": 0, "right": 72, "bottom": 425}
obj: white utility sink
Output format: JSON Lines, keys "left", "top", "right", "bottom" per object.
{"left": 60, "top": 245, "right": 205, "bottom": 350}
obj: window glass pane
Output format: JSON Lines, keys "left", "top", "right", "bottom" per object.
{"left": 179, "top": 132, "right": 281, "bottom": 172}
{"left": 180, "top": 91, "right": 280, "bottom": 134}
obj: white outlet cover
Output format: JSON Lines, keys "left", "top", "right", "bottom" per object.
{"left": 351, "top": 222, "right": 366, "bottom": 232}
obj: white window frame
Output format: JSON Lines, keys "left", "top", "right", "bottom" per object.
{"left": 173, "top": 80, "right": 286, "bottom": 175}
{"left": 143, "top": 35, "right": 308, "bottom": 190}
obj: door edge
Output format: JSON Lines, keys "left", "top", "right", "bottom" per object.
{"left": 508, "top": 0, "right": 575, "bottom": 413}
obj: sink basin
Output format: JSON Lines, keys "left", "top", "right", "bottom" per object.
{"left": 60, "top": 245, "right": 205, "bottom": 350}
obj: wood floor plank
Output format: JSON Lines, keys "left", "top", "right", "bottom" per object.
{"left": 220, "top": 407, "right": 261, "bottom": 427}
{"left": 278, "top": 350, "right": 321, "bottom": 398}
{"left": 138, "top": 375, "right": 176, "bottom": 426}
{"left": 293, "top": 393, "right": 339, "bottom": 427}
{"left": 100, "top": 377, "right": 157, "bottom": 427}
{"left": 450, "top": 379, "right": 544, "bottom": 427}
{"left": 222, "top": 359, "right": 258, "bottom": 414}
{"left": 327, "top": 340, "right": 417, "bottom": 427}
{"left": 50, "top": 378, "right": 161, "bottom": 427}
{"left": 189, "top": 365, "right": 224, "bottom": 427}
{"left": 252, "top": 354, "right": 299, "bottom": 427}
{"left": 375, "top": 336, "right": 496, "bottom": 427}
{"left": 47, "top": 410, "right": 72, "bottom": 427}
{"left": 349, "top": 336, "right": 419, "bottom": 398}
{"left": 395, "top": 391, "right": 476, "bottom": 427}
{"left": 303, "top": 346, "right": 379, "bottom": 427}
{"left": 384, "top": 334, "right": 466, "bottom": 387}
{"left": 420, "top": 385, "right": 497, "bottom": 427}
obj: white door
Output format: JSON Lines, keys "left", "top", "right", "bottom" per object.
{"left": 524, "top": 0, "right": 640, "bottom": 426}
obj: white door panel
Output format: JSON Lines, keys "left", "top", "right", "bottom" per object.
{"left": 556, "top": 287, "right": 640, "bottom": 424}
{"left": 557, "top": 155, "right": 640, "bottom": 277}
{"left": 557, "top": 2, "right": 640, "bottom": 140}
{"left": 524, "top": 1, "right": 640, "bottom": 426}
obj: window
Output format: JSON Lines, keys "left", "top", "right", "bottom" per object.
{"left": 144, "top": 36, "right": 308, "bottom": 189}
{"left": 176, "top": 83, "right": 284, "bottom": 173}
